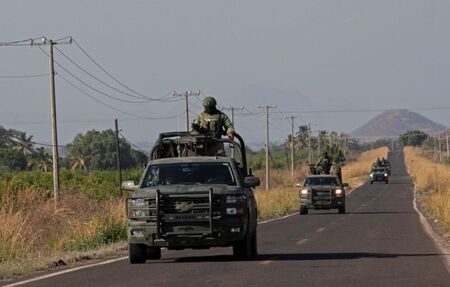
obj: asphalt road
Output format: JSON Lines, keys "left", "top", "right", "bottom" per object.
{"left": 4, "top": 152, "right": 450, "bottom": 287}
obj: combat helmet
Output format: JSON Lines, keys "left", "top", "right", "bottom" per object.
{"left": 202, "top": 96, "right": 217, "bottom": 107}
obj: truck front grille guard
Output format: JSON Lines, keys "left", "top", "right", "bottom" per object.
{"left": 155, "top": 188, "right": 214, "bottom": 238}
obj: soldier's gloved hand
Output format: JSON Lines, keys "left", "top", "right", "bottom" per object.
{"left": 227, "top": 132, "right": 234, "bottom": 140}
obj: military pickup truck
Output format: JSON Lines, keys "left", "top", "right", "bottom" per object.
{"left": 122, "top": 132, "right": 259, "bottom": 263}
{"left": 370, "top": 167, "right": 389, "bottom": 184}
{"left": 298, "top": 174, "right": 348, "bottom": 214}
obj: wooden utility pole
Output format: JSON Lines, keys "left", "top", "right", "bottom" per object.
{"left": 48, "top": 40, "right": 60, "bottom": 207}
{"left": 221, "top": 106, "right": 243, "bottom": 159}
{"left": 446, "top": 128, "right": 449, "bottom": 157}
{"left": 439, "top": 133, "right": 442, "bottom": 162}
{"left": 258, "top": 105, "right": 276, "bottom": 190}
{"left": 287, "top": 116, "right": 298, "bottom": 184}
{"left": 308, "top": 123, "right": 312, "bottom": 164}
{"left": 184, "top": 92, "right": 190, "bottom": 132}
{"left": 115, "top": 119, "right": 123, "bottom": 196}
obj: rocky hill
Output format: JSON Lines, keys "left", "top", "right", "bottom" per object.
{"left": 351, "top": 109, "right": 446, "bottom": 139}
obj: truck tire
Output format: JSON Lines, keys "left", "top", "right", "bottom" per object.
{"left": 370, "top": 181, "right": 373, "bottom": 184}
{"left": 299, "top": 207, "right": 308, "bottom": 215}
{"left": 129, "top": 244, "right": 146, "bottom": 264}
{"left": 233, "top": 228, "right": 256, "bottom": 260}
{"left": 338, "top": 205, "right": 346, "bottom": 214}
{"left": 250, "top": 230, "right": 258, "bottom": 257}
{"left": 385, "top": 179, "right": 389, "bottom": 184}
{"left": 146, "top": 247, "right": 161, "bottom": 260}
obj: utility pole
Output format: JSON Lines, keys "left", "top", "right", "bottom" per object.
{"left": 221, "top": 105, "right": 244, "bottom": 124}
{"left": 221, "top": 106, "right": 244, "bottom": 159}
{"left": 308, "top": 123, "right": 312, "bottom": 164}
{"left": 439, "top": 133, "right": 442, "bottom": 162}
{"left": 258, "top": 105, "right": 276, "bottom": 190}
{"left": 446, "top": 128, "right": 449, "bottom": 157}
{"left": 115, "top": 119, "right": 123, "bottom": 196}
{"left": 317, "top": 132, "right": 321, "bottom": 156}
{"left": 1, "top": 36, "right": 71, "bottom": 208}
{"left": 285, "top": 116, "right": 298, "bottom": 184}
{"left": 173, "top": 90, "right": 199, "bottom": 132}
{"left": 48, "top": 39, "right": 60, "bottom": 207}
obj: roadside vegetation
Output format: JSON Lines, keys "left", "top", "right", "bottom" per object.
{"left": 403, "top": 147, "right": 450, "bottom": 238}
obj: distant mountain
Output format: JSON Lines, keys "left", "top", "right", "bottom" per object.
{"left": 351, "top": 109, "right": 446, "bottom": 140}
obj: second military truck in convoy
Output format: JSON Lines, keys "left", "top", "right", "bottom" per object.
{"left": 299, "top": 174, "right": 348, "bottom": 214}
{"left": 122, "top": 132, "right": 259, "bottom": 263}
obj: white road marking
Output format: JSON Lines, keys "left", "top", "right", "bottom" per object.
{"left": 3, "top": 257, "right": 128, "bottom": 287}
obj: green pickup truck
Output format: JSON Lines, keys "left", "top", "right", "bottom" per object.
{"left": 122, "top": 132, "right": 259, "bottom": 263}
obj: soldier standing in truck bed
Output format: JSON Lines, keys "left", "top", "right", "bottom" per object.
{"left": 191, "top": 96, "right": 235, "bottom": 155}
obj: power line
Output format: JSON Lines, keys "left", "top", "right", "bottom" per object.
{"left": 119, "top": 131, "right": 150, "bottom": 156}
{"left": 54, "top": 46, "right": 179, "bottom": 103}
{"left": 38, "top": 46, "right": 174, "bottom": 104}
{"left": 57, "top": 73, "right": 182, "bottom": 120}
{"left": 72, "top": 38, "right": 174, "bottom": 102}
{"left": 0, "top": 73, "right": 48, "bottom": 79}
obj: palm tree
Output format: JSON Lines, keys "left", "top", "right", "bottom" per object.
{"left": 12, "top": 132, "right": 34, "bottom": 155}
{"left": 28, "top": 147, "right": 52, "bottom": 172}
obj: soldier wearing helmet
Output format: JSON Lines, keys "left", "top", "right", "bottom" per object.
{"left": 191, "top": 96, "right": 235, "bottom": 140}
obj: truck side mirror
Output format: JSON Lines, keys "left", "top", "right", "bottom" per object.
{"left": 244, "top": 176, "right": 260, "bottom": 187}
{"left": 343, "top": 183, "right": 349, "bottom": 187}
{"left": 248, "top": 167, "right": 253, "bottom": 176}
{"left": 121, "top": 180, "right": 138, "bottom": 191}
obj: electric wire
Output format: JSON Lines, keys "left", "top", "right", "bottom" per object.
{"left": 57, "top": 73, "right": 181, "bottom": 120}
{"left": 38, "top": 46, "right": 178, "bottom": 104}
{"left": 72, "top": 38, "right": 176, "bottom": 102}
{"left": 54, "top": 46, "right": 179, "bottom": 102}
{"left": 0, "top": 73, "right": 48, "bottom": 79}
{"left": 119, "top": 132, "right": 150, "bottom": 156}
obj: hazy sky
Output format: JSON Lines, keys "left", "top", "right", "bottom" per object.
{"left": 1, "top": 0, "right": 450, "bottom": 147}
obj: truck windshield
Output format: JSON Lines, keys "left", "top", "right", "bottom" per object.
{"left": 304, "top": 177, "right": 338, "bottom": 186}
{"left": 142, "top": 162, "right": 237, "bottom": 187}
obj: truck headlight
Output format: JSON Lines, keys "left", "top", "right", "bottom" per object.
{"left": 226, "top": 208, "right": 243, "bottom": 215}
{"left": 370, "top": 173, "right": 373, "bottom": 178}
{"left": 384, "top": 173, "right": 388, "bottom": 177}
{"left": 301, "top": 189, "right": 308, "bottom": 195}
{"left": 128, "top": 210, "right": 146, "bottom": 217}
{"left": 129, "top": 198, "right": 146, "bottom": 207}
{"left": 335, "top": 189, "right": 342, "bottom": 195}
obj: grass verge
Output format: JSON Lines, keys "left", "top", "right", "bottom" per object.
{"left": 403, "top": 147, "right": 450, "bottom": 238}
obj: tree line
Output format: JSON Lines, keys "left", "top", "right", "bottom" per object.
{"left": 0, "top": 126, "right": 147, "bottom": 172}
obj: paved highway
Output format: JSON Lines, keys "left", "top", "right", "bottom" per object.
{"left": 4, "top": 152, "right": 450, "bottom": 287}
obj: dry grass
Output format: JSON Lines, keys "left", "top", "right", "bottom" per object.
{"left": 0, "top": 186, "right": 126, "bottom": 278}
{"left": 342, "top": 147, "right": 389, "bottom": 188}
{"left": 404, "top": 147, "right": 450, "bottom": 237}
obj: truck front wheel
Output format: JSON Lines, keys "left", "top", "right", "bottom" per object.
{"left": 129, "top": 244, "right": 146, "bottom": 264}
{"left": 233, "top": 229, "right": 256, "bottom": 260}
{"left": 299, "top": 207, "right": 308, "bottom": 215}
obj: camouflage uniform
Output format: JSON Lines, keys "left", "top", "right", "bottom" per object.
{"left": 191, "top": 97, "right": 235, "bottom": 156}
{"left": 316, "top": 152, "right": 332, "bottom": 174}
